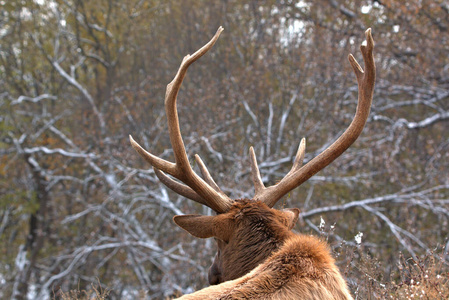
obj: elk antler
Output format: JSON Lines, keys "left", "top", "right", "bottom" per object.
{"left": 251, "top": 28, "right": 376, "bottom": 207}
{"left": 129, "top": 27, "right": 233, "bottom": 213}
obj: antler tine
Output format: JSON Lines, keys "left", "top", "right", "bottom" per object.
{"left": 195, "top": 154, "right": 227, "bottom": 196}
{"left": 130, "top": 27, "right": 233, "bottom": 213}
{"left": 286, "top": 138, "right": 306, "bottom": 176}
{"left": 251, "top": 139, "right": 306, "bottom": 199}
{"left": 249, "top": 146, "right": 265, "bottom": 195}
{"left": 129, "top": 135, "right": 177, "bottom": 176}
{"left": 153, "top": 168, "right": 209, "bottom": 206}
{"left": 256, "top": 29, "right": 376, "bottom": 207}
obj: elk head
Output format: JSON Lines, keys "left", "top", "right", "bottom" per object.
{"left": 130, "top": 27, "right": 375, "bottom": 285}
{"left": 173, "top": 199, "right": 300, "bottom": 284}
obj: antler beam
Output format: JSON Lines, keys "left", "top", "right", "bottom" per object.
{"left": 130, "top": 27, "right": 233, "bottom": 213}
{"left": 252, "top": 29, "right": 376, "bottom": 207}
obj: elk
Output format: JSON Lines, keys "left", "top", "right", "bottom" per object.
{"left": 130, "top": 27, "right": 375, "bottom": 299}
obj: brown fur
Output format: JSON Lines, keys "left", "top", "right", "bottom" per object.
{"left": 174, "top": 200, "right": 353, "bottom": 299}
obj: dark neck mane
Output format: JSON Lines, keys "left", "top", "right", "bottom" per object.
{"left": 221, "top": 200, "right": 295, "bottom": 281}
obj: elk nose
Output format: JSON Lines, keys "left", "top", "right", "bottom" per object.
{"left": 208, "top": 265, "right": 222, "bottom": 285}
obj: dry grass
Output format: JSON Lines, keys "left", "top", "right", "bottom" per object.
{"left": 53, "top": 281, "right": 110, "bottom": 300}
{"left": 388, "top": 251, "right": 449, "bottom": 299}
{"left": 55, "top": 244, "right": 449, "bottom": 299}
{"left": 342, "top": 245, "right": 449, "bottom": 299}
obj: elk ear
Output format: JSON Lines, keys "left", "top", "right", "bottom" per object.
{"left": 173, "top": 215, "right": 216, "bottom": 238}
{"left": 174, "top": 214, "right": 234, "bottom": 242}
{"left": 282, "top": 208, "right": 300, "bottom": 230}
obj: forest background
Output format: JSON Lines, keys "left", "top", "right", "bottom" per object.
{"left": 1, "top": 0, "right": 448, "bottom": 299}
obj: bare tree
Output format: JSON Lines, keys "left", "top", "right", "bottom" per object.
{"left": 0, "top": 0, "right": 447, "bottom": 299}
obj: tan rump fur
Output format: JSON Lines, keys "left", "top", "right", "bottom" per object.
{"left": 178, "top": 237, "right": 352, "bottom": 299}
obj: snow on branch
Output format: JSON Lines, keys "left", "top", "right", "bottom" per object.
{"left": 51, "top": 60, "right": 106, "bottom": 130}
{"left": 11, "top": 94, "right": 57, "bottom": 105}
{"left": 23, "top": 146, "right": 96, "bottom": 158}
{"left": 302, "top": 185, "right": 449, "bottom": 218}
{"left": 373, "top": 111, "right": 449, "bottom": 129}
{"left": 398, "top": 111, "right": 449, "bottom": 129}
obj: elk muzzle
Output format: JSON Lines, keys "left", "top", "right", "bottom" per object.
{"left": 208, "top": 252, "right": 223, "bottom": 285}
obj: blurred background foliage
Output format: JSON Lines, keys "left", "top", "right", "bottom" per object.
{"left": 0, "top": 0, "right": 448, "bottom": 299}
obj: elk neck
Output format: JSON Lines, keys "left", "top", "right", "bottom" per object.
{"left": 218, "top": 199, "right": 297, "bottom": 281}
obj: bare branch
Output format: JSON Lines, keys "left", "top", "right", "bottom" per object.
{"left": 11, "top": 94, "right": 57, "bottom": 105}
{"left": 23, "top": 146, "right": 96, "bottom": 158}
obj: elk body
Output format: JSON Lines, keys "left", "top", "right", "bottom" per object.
{"left": 174, "top": 200, "right": 353, "bottom": 299}
{"left": 130, "top": 27, "right": 375, "bottom": 299}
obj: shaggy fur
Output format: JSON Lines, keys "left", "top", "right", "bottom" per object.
{"left": 175, "top": 200, "right": 353, "bottom": 299}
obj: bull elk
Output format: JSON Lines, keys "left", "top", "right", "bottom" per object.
{"left": 130, "top": 27, "right": 375, "bottom": 299}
